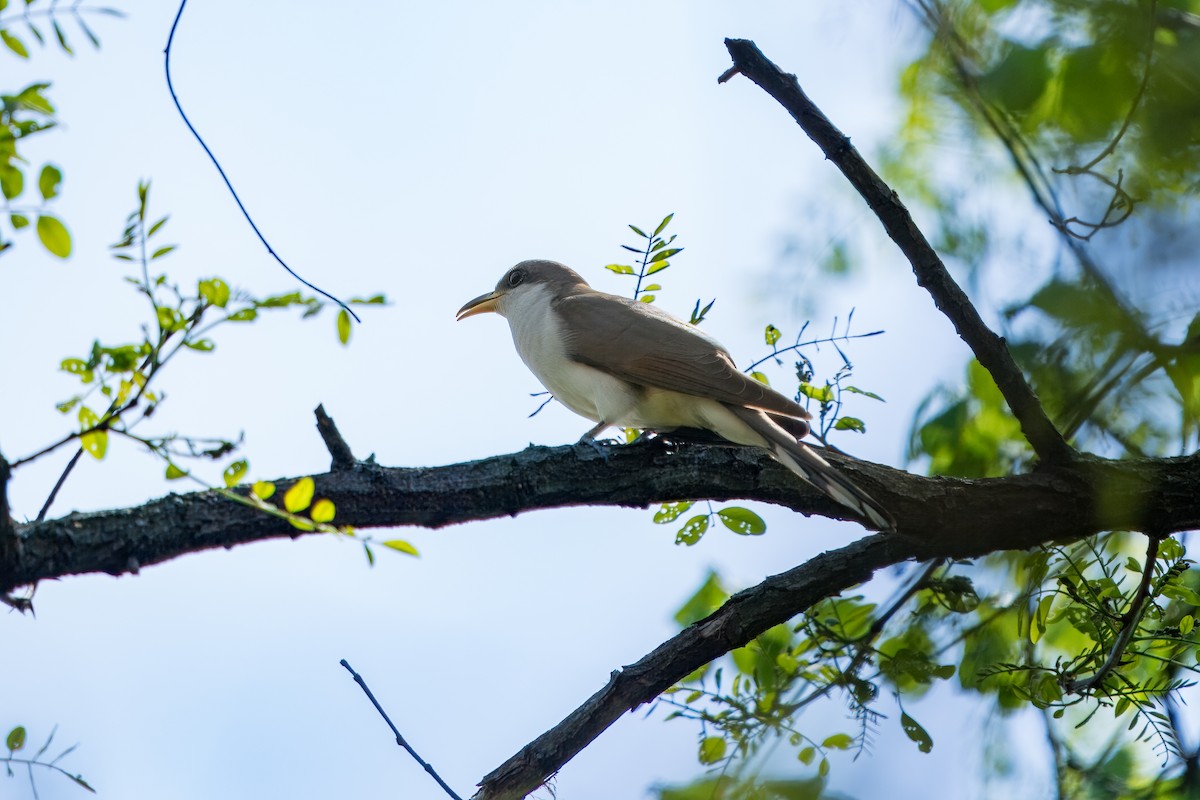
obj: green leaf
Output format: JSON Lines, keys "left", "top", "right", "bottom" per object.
{"left": 1, "top": 29, "right": 29, "bottom": 58}
{"left": 605, "top": 263, "right": 634, "bottom": 275}
{"left": 251, "top": 480, "right": 275, "bottom": 500}
{"left": 673, "top": 571, "right": 728, "bottom": 626}
{"left": 750, "top": 371, "right": 769, "bottom": 386}
{"left": 222, "top": 459, "right": 248, "bottom": 488}
{"left": 311, "top": 498, "right": 336, "bottom": 523}
{"left": 822, "top": 733, "right": 854, "bottom": 750}
{"left": 798, "top": 383, "right": 834, "bottom": 403}
{"left": 150, "top": 245, "right": 176, "bottom": 260}
{"left": 1181, "top": 615, "right": 1195, "bottom": 636}
{"left": 648, "top": 247, "right": 682, "bottom": 263}
{"left": 37, "top": 163, "right": 62, "bottom": 200}
{"left": 6, "top": 726, "right": 26, "bottom": 751}
{"left": 639, "top": 294, "right": 655, "bottom": 303}
{"left": 798, "top": 746, "right": 816, "bottom": 765}
{"left": 165, "top": 463, "right": 188, "bottom": 480}
{"left": 336, "top": 308, "right": 351, "bottom": 345}
{"left": 698, "top": 736, "right": 726, "bottom": 765}
{"left": 382, "top": 539, "right": 419, "bottom": 556}
{"left": 716, "top": 506, "right": 767, "bottom": 536}
{"left": 653, "top": 212, "right": 674, "bottom": 236}
{"left": 844, "top": 386, "right": 885, "bottom": 402}
{"left": 0, "top": 165, "right": 24, "bottom": 200}
{"left": 284, "top": 477, "right": 315, "bottom": 513}
{"left": 80, "top": 427, "right": 106, "bottom": 459}
{"left": 646, "top": 261, "right": 670, "bottom": 275}
{"left": 765, "top": 324, "right": 782, "bottom": 346}
{"left": 364, "top": 542, "right": 375, "bottom": 566}
{"left": 10, "top": 213, "right": 29, "bottom": 229}
{"left": 642, "top": 283, "right": 661, "bottom": 292}
{"left": 654, "top": 502, "right": 693, "bottom": 524}
{"left": 675, "top": 515, "right": 710, "bottom": 546}
{"left": 900, "top": 712, "right": 933, "bottom": 753}
{"left": 818, "top": 758, "right": 830, "bottom": 777}
{"left": 36, "top": 214, "right": 71, "bottom": 258}
{"left": 184, "top": 339, "right": 215, "bottom": 352}
{"left": 52, "top": 19, "right": 73, "bottom": 54}
{"left": 834, "top": 416, "right": 866, "bottom": 433}
{"left": 227, "top": 308, "right": 258, "bottom": 322}
{"left": 629, "top": 224, "right": 648, "bottom": 238}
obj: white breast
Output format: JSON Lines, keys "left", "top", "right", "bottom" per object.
{"left": 499, "top": 284, "right": 637, "bottom": 424}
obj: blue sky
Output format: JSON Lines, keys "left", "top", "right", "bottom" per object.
{"left": 0, "top": 2, "right": 1050, "bottom": 798}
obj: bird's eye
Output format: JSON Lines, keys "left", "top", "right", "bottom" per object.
{"left": 507, "top": 269, "right": 526, "bottom": 287}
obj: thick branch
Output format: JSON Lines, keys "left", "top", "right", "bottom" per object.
{"left": 722, "top": 38, "right": 1074, "bottom": 467}
{"left": 6, "top": 441, "right": 1200, "bottom": 595}
{"left": 472, "top": 535, "right": 924, "bottom": 800}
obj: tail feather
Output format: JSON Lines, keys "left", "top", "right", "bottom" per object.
{"left": 727, "top": 406, "right": 895, "bottom": 532}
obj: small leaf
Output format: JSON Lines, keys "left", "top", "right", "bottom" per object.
{"left": 675, "top": 515, "right": 709, "bottom": 546}
{"left": 165, "top": 463, "right": 188, "bottom": 480}
{"left": 10, "top": 213, "right": 28, "bottom": 229}
{"left": 251, "top": 481, "right": 276, "bottom": 500}
{"left": 639, "top": 294, "right": 655, "bottom": 303}
{"left": 184, "top": 339, "right": 215, "bottom": 352}
{"left": 818, "top": 758, "right": 830, "bottom": 777}
{"left": 7, "top": 726, "right": 27, "bottom": 751}
{"left": 834, "top": 416, "right": 866, "bottom": 433}
{"left": 80, "top": 428, "right": 108, "bottom": 460}
{"left": 900, "top": 712, "right": 933, "bottom": 753}
{"left": 653, "top": 212, "right": 674, "bottom": 236}
{"left": 364, "top": 542, "right": 375, "bottom": 566}
{"left": 1181, "top": 615, "right": 1195, "bottom": 636}
{"left": 150, "top": 245, "right": 176, "bottom": 259}
{"left": 147, "top": 216, "right": 169, "bottom": 237}
{"left": 628, "top": 224, "right": 648, "bottom": 238}
{"left": 37, "top": 163, "right": 62, "bottom": 200}
{"left": 642, "top": 283, "right": 661, "bottom": 292}
{"left": 698, "top": 736, "right": 726, "bottom": 765}
{"left": 750, "top": 371, "right": 770, "bottom": 386}
{"left": 716, "top": 506, "right": 767, "bottom": 536}
{"left": 844, "top": 386, "right": 885, "bottom": 402}
{"left": 605, "top": 263, "right": 634, "bottom": 275}
{"left": 822, "top": 733, "right": 854, "bottom": 750}
{"left": 764, "top": 324, "right": 781, "bottom": 346}
{"left": 798, "top": 746, "right": 815, "bottom": 765}
{"left": 648, "top": 247, "right": 682, "bottom": 263}
{"left": 654, "top": 502, "right": 693, "bottom": 524}
{"left": 336, "top": 308, "right": 351, "bottom": 345}
{"left": 227, "top": 308, "right": 258, "bottom": 322}
{"left": 1, "top": 29, "right": 29, "bottom": 58}
{"left": 382, "top": 539, "right": 419, "bottom": 556}
{"left": 646, "top": 261, "right": 670, "bottom": 275}
{"left": 36, "top": 214, "right": 72, "bottom": 258}
{"left": 53, "top": 20, "right": 73, "bottom": 54}
{"left": 311, "top": 498, "right": 336, "bottom": 523}
{"left": 0, "top": 165, "right": 23, "bottom": 200}
{"left": 222, "top": 459, "right": 248, "bottom": 488}
{"left": 284, "top": 477, "right": 315, "bottom": 513}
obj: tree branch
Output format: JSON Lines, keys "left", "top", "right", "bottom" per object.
{"left": 472, "top": 535, "right": 924, "bottom": 800}
{"left": 5, "top": 440, "right": 1200, "bottom": 595}
{"left": 721, "top": 38, "right": 1074, "bottom": 467}
{"left": 314, "top": 404, "right": 357, "bottom": 470}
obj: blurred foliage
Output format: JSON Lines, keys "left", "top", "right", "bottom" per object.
{"left": 664, "top": 1, "right": 1200, "bottom": 797}
{"left": 3, "top": 723, "right": 93, "bottom": 796}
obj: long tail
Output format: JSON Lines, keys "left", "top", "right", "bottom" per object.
{"left": 727, "top": 406, "right": 895, "bottom": 532}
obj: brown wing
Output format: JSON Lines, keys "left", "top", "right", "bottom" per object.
{"left": 556, "top": 291, "right": 811, "bottom": 421}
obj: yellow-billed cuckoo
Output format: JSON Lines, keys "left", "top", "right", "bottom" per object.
{"left": 457, "top": 260, "right": 894, "bottom": 531}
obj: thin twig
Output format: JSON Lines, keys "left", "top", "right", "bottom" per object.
{"left": 36, "top": 447, "right": 83, "bottom": 523}
{"left": 339, "top": 659, "right": 463, "bottom": 800}
{"left": 314, "top": 405, "right": 356, "bottom": 470}
{"left": 1063, "top": 534, "right": 1161, "bottom": 694}
{"left": 162, "top": 0, "right": 360, "bottom": 323}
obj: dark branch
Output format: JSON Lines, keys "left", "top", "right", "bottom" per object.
{"left": 340, "top": 660, "right": 464, "bottom": 800}
{"left": 314, "top": 405, "right": 357, "bottom": 470}
{"left": 472, "top": 535, "right": 923, "bottom": 800}
{"left": 6, "top": 440, "right": 1200, "bottom": 595}
{"left": 722, "top": 38, "right": 1074, "bottom": 467}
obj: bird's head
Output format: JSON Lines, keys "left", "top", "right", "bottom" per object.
{"left": 456, "top": 260, "right": 590, "bottom": 320}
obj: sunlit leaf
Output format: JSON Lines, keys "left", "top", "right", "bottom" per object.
{"left": 675, "top": 515, "right": 709, "bottom": 546}
{"left": 311, "top": 498, "right": 336, "bottom": 523}
{"left": 6, "top": 726, "right": 26, "bottom": 751}
{"left": 222, "top": 459, "right": 248, "bottom": 488}
{"left": 37, "top": 163, "right": 62, "bottom": 200}
{"left": 284, "top": 477, "right": 315, "bottom": 513}
{"left": 698, "top": 736, "right": 726, "bottom": 765}
{"left": 251, "top": 481, "right": 275, "bottom": 500}
{"left": 36, "top": 214, "right": 71, "bottom": 258}
{"left": 653, "top": 212, "right": 674, "bottom": 236}
{"left": 605, "top": 263, "right": 634, "bottom": 275}
{"left": 765, "top": 324, "right": 782, "bottom": 346}
{"left": 654, "top": 502, "right": 694, "bottom": 524}
{"left": 382, "top": 539, "right": 419, "bottom": 556}
{"left": 336, "top": 308, "right": 351, "bottom": 345}
{"left": 1, "top": 29, "right": 29, "bottom": 58}
{"left": 716, "top": 506, "right": 767, "bottom": 535}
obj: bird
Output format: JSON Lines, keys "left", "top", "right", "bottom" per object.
{"left": 456, "top": 259, "right": 894, "bottom": 531}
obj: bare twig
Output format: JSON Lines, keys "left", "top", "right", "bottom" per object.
{"left": 722, "top": 38, "right": 1073, "bottom": 467}
{"left": 339, "top": 659, "right": 463, "bottom": 800}
{"left": 162, "top": 0, "right": 359, "bottom": 322}
{"left": 314, "top": 405, "right": 356, "bottom": 470}
{"left": 36, "top": 447, "right": 84, "bottom": 523}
